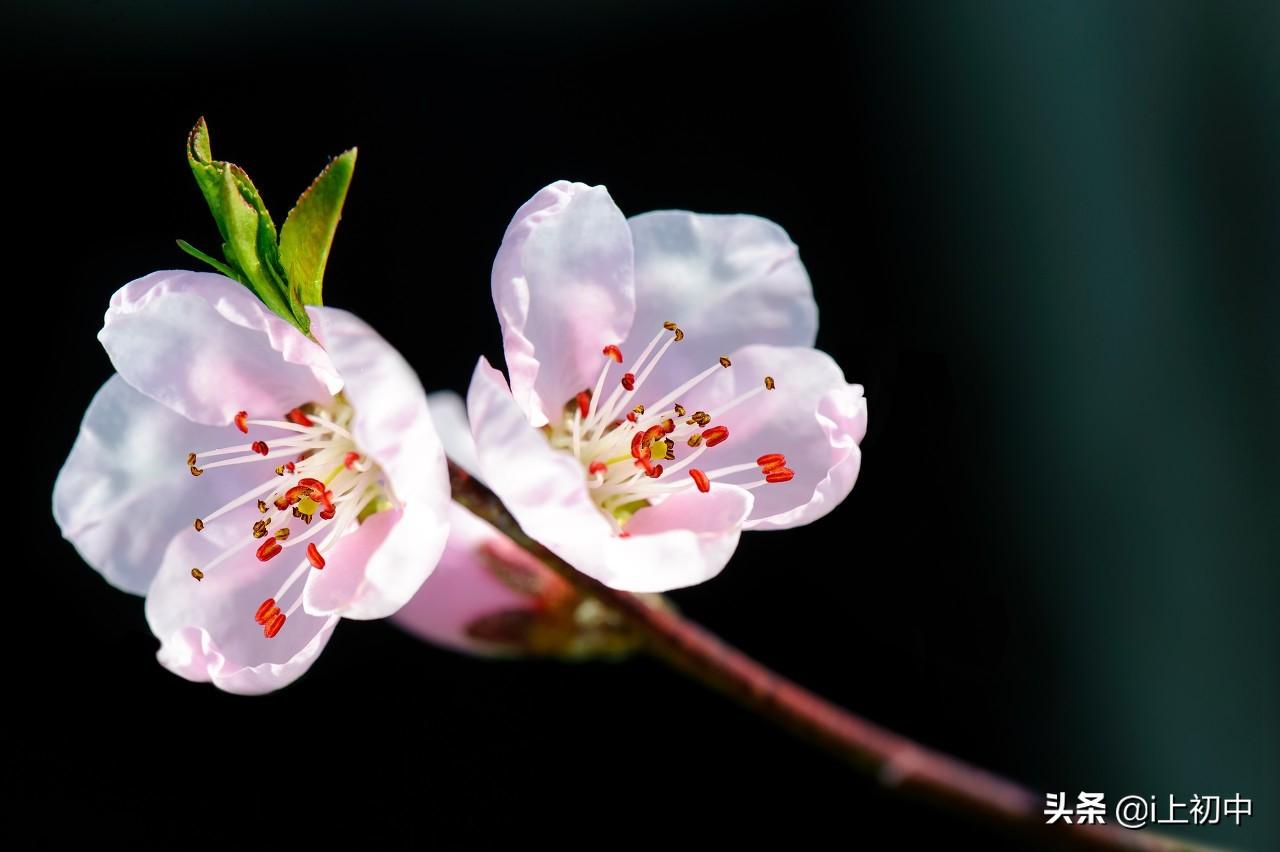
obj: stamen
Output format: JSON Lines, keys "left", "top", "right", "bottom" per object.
{"left": 264, "top": 612, "right": 287, "bottom": 638}
{"left": 234, "top": 411, "right": 249, "bottom": 434}
{"left": 577, "top": 391, "right": 591, "bottom": 418}
{"left": 602, "top": 344, "right": 623, "bottom": 363}
{"left": 257, "top": 500, "right": 269, "bottom": 513}
{"left": 719, "top": 356, "right": 732, "bottom": 368}
{"left": 253, "top": 520, "right": 269, "bottom": 539}
{"left": 764, "top": 375, "right": 776, "bottom": 390}
{"left": 193, "top": 518, "right": 204, "bottom": 532}
{"left": 621, "top": 373, "right": 636, "bottom": 391}
{"left": 250, "top": 440, "right": 270, "bottom": 456}
{"left": 765, "top": 468, "right": 795, "bottom": 483}
{"left": 274, "top": 528, "right": 291, "bottom": 541}
{"left": 588, "top": 460, "right": 607, "bottom": 476}
{"left": 255, "top": 598, "right": 277, "bottom": 624}
{"left": 757, "top": 453, "right": 787, "bottom": 473}
{"left": 689, "top": 469, "right": 711, "bottom": 493}
{"left": 189, "top": 464, "right": 203, "bottom": 477}
{"left": 343, "top": 452, "right": 360, "bottom": 470}
{"left": 687, "top": 433, "right": 703, "bottom": 448}
{"left": 306, "top": 543, "right": 325, "bottom": 570}
{"left": 256, "top": 539, "right": 282, "bottom": 562}
{"left": 286, "top": 407, "right": 314, "bottom": 426}
{"left": 186, "top": 452, "right": 197, "bottom": 466}
{"left": 673, "top": 403, "right": 685, "bottom": 417}
{"left": 190, "top": 567, "right": 204, "bottom": 581}
{"left": 702, "top": 425, "right": 730, "bottom": 447}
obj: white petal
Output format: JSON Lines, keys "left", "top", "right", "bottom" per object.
{"left": 146, "top": 506, "right": 339, "bottom": 695}
{"left": 623, "top": 211, "right": 817, "bottom": 396}
{"left": 491, "top": 182, "right": 635, "bottom": 426}
{"left": 428, "top": 390, "right": 481, "bottom": 480}
{"left": 53, "top": 375, "right": 281, "bottom": 595}
{"left": 99, "top": 271, "right": 341, "bottom": 426}
{"left": 692, "top": 344, "right": 866, "bottom": 529}
{"left": 306, "top": 307, "right": 451, "bottom": 618}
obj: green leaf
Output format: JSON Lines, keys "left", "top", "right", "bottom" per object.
{"left": 279, "top": 148, "right": 357, "bottom": 307}
{"left": 176, "top": 239, "right": 239, "bottom": 278}
{"left": 217, "top": 164, "right": 297, "bottom": 326}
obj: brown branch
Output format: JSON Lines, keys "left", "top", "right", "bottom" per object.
{"left": 450, "top": 462, "right": 1201, "bottom": 851}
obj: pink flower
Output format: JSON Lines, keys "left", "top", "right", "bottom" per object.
{"left": 459, "top": 181, "right": 867, "bottom": 595}
{"left": 391, "top": 393, "right": 642, "bottom": 658}
{"left": 54, "top": 271, "right": 451, "bottom": 694}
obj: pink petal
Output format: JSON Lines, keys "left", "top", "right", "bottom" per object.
{"left": 306, "top": 307, "right": 451, "bottom": 619}
{"left": 491, "top": 182, "right": 636, "bottom": 426}
{"left": 99, "top": 271, "right": 341, "bottom": 426}
{"left": 53, "top": 376, "right": 295, "bottom": 595}
{"left": 691, "top": 344, "right": 866, "bottom": 529}
{"left": 389, "top": 503, "right": 542, "bottom": 655}
{"left": 624, "top": 211, "right": 817, "bottom": 398}
{"left": 146, "top": 504, "right": 339, "bottom": 695}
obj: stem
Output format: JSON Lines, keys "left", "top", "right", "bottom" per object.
{"left": 449, "top": 463, "right": 1200, "bottom": 851}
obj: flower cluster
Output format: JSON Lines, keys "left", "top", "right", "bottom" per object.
{"left": 55, "top": 178, "right": 866, "bottom": 691}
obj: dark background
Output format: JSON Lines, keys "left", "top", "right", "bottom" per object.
{"left": 14, "top": 0, "right": 1277, "bottom": 844}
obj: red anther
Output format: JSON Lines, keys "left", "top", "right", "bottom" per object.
{"left": 630, "top": 431, "right": 648, "bottom": 459}
{"left": 621, "top": 372, "right": 636, "bottom": 391}
{"left": 619, "top": 531, "right": 631, "bottom": 539}
{"left": 306, "top": 543, "right": 325, "bottom": 570}
{"left": 588, "top": 460, "right": 607, "bottom": 476}
{"left": 760, "top": 457, "right": 788, "bottom": 473}
{"left": 644, "top": 425, "right": 666, "bottom": 444}
{"left": 251, "top": 440, "right": 270, "bottom": 456}
{"left": 284, "top": 461, "right": 296, "bottom": 474}
{"left": 256, "top": 539, "right": 282, "bottom": 562}
{"left": 757, "top": 453, "right": 786, "bottom": 467}
{"left": 626, "top": 411, "right": 638, "bottom": 423}
{"left": 660, "top": 417, "right": 675, "bottom": 434}
{"left": 318, "top": 490, "right": 335, "bottom": 520}
{"left": 343, "top": 451, "right": 360, "bottom": 470}
{"left": 765, "top": 467, "right": 795, "bottom": 483}
{"left": 298, "top": 477, "right": 327, "bottom": 498}
{"left": 234, "top": 411, "right": 249, "bottom": 433}
{"left": 286, "top": 407, "right": 314, "bottom": 426}
{"left": 285, "top": 485, "right": 314, "bottom": 505}
{"left": 576, "top": 391, "right": 591, "bottom": 418}
{"left": 689, "top": 469, "right": 711, "bottom": 493}
{"left": 255, "top": 598, "right": 277, "bottom": 624}
{"left": 702, "top": 425, "right": 730, "bottom": 447}
{"left": 602, "top": 344, "right": 623, "bottom": 363}
{"left": 264, "top": 612, "right": 287, "bottom": 638}
{"left": 646, "top": 463, "right": 664, "bottom": 479}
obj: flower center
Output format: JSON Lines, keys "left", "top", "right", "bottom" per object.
{"left": 184, "top": 398, "right": 393, "bottom": 638}
{"left": 545, "top": 322, "right": 794, "bottom": 535}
